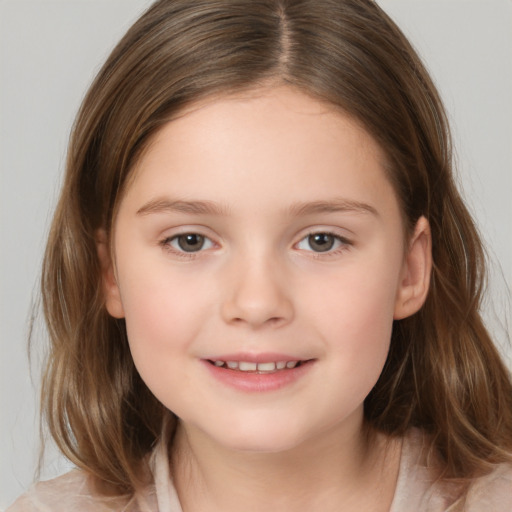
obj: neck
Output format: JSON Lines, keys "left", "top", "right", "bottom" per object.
{"left": 170, "top": 416, "right": 401, "bottom": 512}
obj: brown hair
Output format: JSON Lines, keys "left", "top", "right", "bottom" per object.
{"left": 40, "top": 0, "right": 512, "bottom": 496}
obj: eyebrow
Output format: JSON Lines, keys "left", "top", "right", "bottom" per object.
{"left": 137, "top": 198, "right": 230, "bottom": 216}
{"left": 286, "top": 199, "right": 379, "bottom": 217}
{"left": 136, "top": 197, "right": 378, "bottom": 217}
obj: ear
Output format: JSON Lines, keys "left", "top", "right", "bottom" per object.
{"left": 394, "top": 216, "right": 432, "bottom": 320}
{"left": 96, "top": 229, "right": 125, "bottom": 319}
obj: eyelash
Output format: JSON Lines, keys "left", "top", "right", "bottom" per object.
{"left": 295, "top": 231, "right": 352, "bottom": 257}
{"left": 159, "top": 230, "right": 353, "bottom": 259}
{"left": 159, "top": 233, "right": 215, "bottom": 259}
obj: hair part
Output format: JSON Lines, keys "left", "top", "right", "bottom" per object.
{"left": 39, "top": 0, "right": 512, "bottom": 497}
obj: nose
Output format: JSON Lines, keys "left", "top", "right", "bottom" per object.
{"left": 220, "top": 253, "right": 294, "bottom": 329}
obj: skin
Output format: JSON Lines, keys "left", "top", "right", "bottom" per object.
{"left": 99, "top": 86, "right": 432, "bottom": 511}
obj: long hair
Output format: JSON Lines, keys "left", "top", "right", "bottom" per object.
{"left": 40, "top": 0, "right": 512, "bottom": 495}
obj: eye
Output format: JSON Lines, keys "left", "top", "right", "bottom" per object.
{"left": 296, "top": 232, "right": 348, "bottom": 253}
{"left": 167, "top": 233, "right": 214, "bottom": 253}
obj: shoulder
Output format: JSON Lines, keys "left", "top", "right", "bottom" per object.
{"left": 5, "top": 469, "right": 151, "bottom": 512}
{"left": 392, "top": 429, "right": 512, "bottom": 512}
{"left": 464, "top": 462, "right": 512, "bottom": 512}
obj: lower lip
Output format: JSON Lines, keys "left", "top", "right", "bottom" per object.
{"left": 202, "top": 360, "right": 315, "bottom": 393}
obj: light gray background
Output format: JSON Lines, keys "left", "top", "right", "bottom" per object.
{"left": 1, "top": 0, "right": 511, "bottom": 508}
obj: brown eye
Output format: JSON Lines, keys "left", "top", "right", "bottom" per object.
{"left": 175, "top": 234, "right": 207, "bottom": 252}
{"left": 307, "top": 233, "right": 335, "bottom": 252}
{"left": 296, "top": 232, "right": 349, "bottom": 254}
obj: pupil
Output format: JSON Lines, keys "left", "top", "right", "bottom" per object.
{"left": 309, "top": 233, "right": 334, "bottom": 252}
{"left": 178, "top": 234, "right": 204, "bottom": 252}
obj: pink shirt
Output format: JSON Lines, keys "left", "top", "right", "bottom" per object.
{"left": 7, "top": 430, "right": 512, "bottom": 511}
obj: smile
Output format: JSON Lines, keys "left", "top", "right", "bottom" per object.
{"left": 208, "top": 360, "right": 304, "bottom": 373}
{"left": 204, "top": 357, "right": 315, "bottom": 392}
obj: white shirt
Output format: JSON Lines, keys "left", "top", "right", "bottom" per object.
{"left": 7, "top": 429, "right": 512, "bottom": 511}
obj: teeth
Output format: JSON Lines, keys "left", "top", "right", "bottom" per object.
{"left": 257, "top": 362, "right": 276, "bottom": 372}
{"left": 239, "top": 361, "right": 257, "bottom": 371}
{"left": 212, "top": 360, "right": 303, "bottom": 372}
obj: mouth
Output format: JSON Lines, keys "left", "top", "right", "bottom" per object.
{"left": 206, "top": 359, "right": 311, "bottom": 373}
{"left": 203, "top": 356, "right": 315, "bottom": 392}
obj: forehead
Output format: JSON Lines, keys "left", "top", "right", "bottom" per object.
{"left": 120, "top": 86, "right": 397, "bottom": 219}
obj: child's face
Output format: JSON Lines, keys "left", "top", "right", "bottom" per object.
{"left": 101, "top": 86, "right": 430, "bottom": 454}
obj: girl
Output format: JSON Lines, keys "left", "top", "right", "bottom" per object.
{"left": 8, "top": 0, "right": 512, "bottom": 510}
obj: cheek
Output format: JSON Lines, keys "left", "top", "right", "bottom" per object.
{"left": 305, "top": 259, "right": 401, "bottom": 377}
{"left": 312, "top": 259, "right": 399, "bottom": 329}
{"left": 116, "top": 263, "right": 212, "bottom": 373}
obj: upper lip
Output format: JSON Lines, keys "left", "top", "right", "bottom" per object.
{"left": 203, "top": 352, "right": 310, "bottom": 364}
